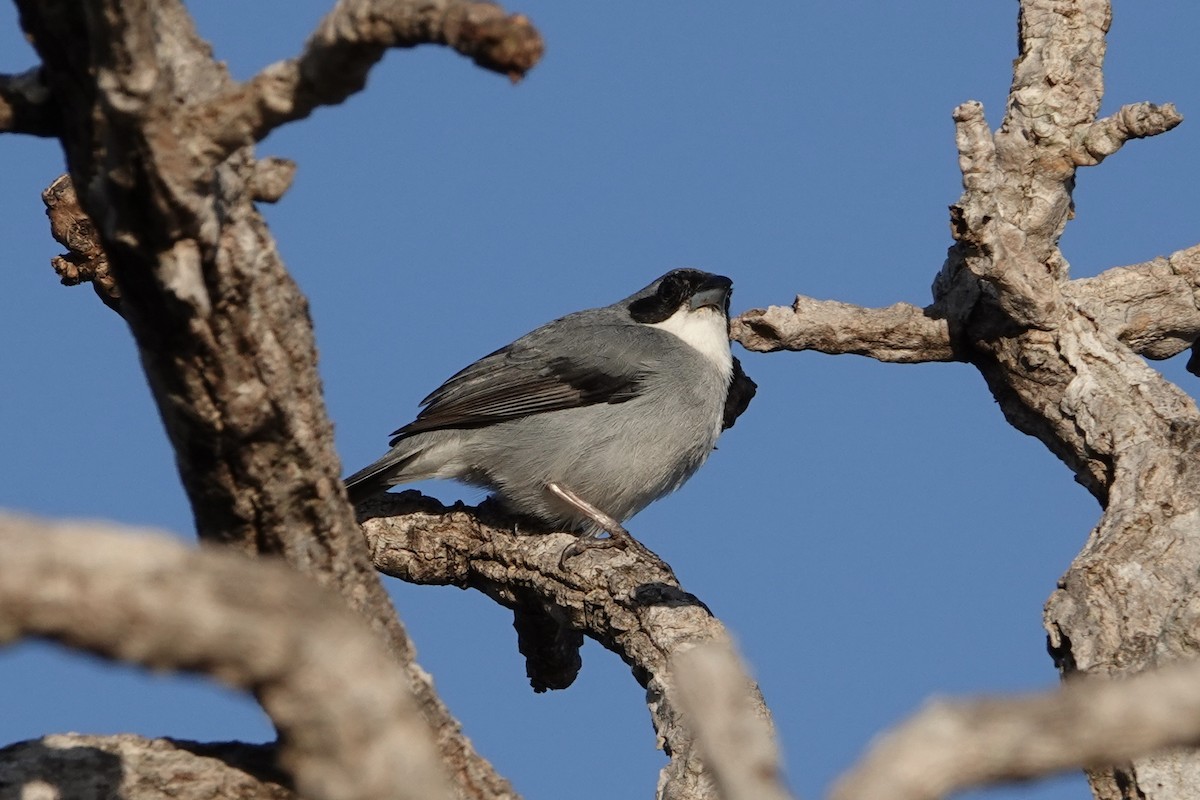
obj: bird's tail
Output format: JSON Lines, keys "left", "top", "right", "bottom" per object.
{"left": 343, "top": 449, "right": 419, "bottom": 505}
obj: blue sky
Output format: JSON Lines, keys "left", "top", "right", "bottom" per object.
{"left": 2, "top": 3, "right": 1198, "bottom": 799}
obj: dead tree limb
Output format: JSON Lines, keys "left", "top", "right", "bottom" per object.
{"left": 832, "top": 659, "right": 1200, "bottom": 800}
{"left": 10, "top": 0, "right": 541, "bottom": 796}
{"left": 0, "top": 513, "right": 451, "bottom": 800}
{"left": 738, "top": 2, "right": 1197, "bottom": 798}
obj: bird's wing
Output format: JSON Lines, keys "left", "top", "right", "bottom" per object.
{"left": 389, "top": 312, "right": 652, "bottom": 442}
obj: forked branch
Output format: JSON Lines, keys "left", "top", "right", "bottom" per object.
{"left": 201, "top": 0, "right": 543, "bottom": 156}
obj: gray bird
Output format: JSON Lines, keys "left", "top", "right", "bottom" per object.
{"left": 344, "top": 268, "right": 755, "bottom": 537}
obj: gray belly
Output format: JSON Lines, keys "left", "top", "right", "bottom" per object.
{"left": 460, "top": 387, "right": 723, "bottom": 529}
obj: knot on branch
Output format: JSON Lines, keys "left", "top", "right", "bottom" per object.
{"left": 441, "top": 5, "right": 544, "bottom": 80}
{"left": 41, "top": 175, "right": 121, "bottom": 314}
{"left": 250, "top": 157, "right": 298, "bottom": 203}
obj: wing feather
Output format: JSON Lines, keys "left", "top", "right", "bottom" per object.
{"left": 389, "top": 313, "right": 650, "bottom": 443}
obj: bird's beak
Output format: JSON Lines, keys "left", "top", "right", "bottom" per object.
{"left": 689, "top": 277, "right": 732, "bottom": 312}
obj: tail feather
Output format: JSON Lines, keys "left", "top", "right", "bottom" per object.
{"left": 343, "top": 449, "right": 419, "bottom": 505}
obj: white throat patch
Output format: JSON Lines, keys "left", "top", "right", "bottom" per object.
{"left": 649, "top": 306, "right": 733, "bottom": 380}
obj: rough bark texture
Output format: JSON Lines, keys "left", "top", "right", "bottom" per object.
{"left": 0, "top": 515, "right": 451, "bottom": 800}
{"left": 732, "top": 2, "right": 1197, "bottom": 798}
{"left": 7, "top": 0, "right": 540, "bottom": 798}
{"left": 6, "top": 0, "right": 1200, "bottom": 798}
{"left": 356, "top": 492, "right": 774, "bottom": 800}
{"left": 0, "top": 735, "right": 291, "bottom": 800}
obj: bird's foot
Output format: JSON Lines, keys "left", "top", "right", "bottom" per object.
{"left": 558, "top": 527, "right": 635, "bottom": 565}
{"left": 547, "top": 482, "right": 652, "bottom": 567}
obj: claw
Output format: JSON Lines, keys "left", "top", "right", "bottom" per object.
{"left": 547, "top": 482, "right": 654, "bottom": 566}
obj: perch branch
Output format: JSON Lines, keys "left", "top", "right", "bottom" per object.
{"left": 357, "top": 491, "right": 772, "bottom": 800}
{"left": 0, "top": 513, "right": 451, "bottom": 800}
{"left": 832, "top": 659, "right": 1200, "bottom": 800}
{"left": 0, "top": 67, "right": 58, "bottom": 136}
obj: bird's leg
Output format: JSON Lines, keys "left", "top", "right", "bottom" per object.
{"left": 546, "top": 482, "right": 649, "bottom": 564}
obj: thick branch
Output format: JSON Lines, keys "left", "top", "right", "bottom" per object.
{"left": 731, "top": 297, "right": 959, "bottom": 362}
{"left": 0, "top": 67, "right": 59, "bottom": 136}
{"left": 357, "top": 492, "right": 774, "bottom": 800}
{"left": 201, "top": 0, "right": 543, "bottom": 153}
{"left": 20, "top": 1, "right": 523, "bottom": 792}
{"left": 1066, "top": 243, "right": 1200, "bottom": 360}
{"left": 0, "top": 735, "right": 291, "bottom": 800}
{"left": 0, "top": 514, "right": 451, "bottom": 800}
{"left": 738, "top": 7, "right": 1197, "bottom": 798}
{"left": 926, "top": 3, "right": 1200, "bottom": 798}
{"left": 832, "top": 660, "right": 1200, "bottom": 800}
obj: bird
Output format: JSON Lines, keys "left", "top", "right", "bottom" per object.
{"left": 344, "top": 268, "right": 755, "bottom": 543}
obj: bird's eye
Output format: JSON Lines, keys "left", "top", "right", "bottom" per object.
{"left": 659, "top": 274, "right": 687, "bottom": 307}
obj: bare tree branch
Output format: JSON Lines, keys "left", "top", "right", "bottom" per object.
{"left": 738, "top": 5, "right": 1198, "bottom": 798}
{"left": 15, "top": 0, "right": 532, "bottom": 792}
{"left": 1066, "top": 243, "right": 1200, "bottom": 360}
{"left": 19, "top": 0, "right": 405, "bottom": 640}
{"left": 0, "top": 67, "right": 58, "bottom": 136}
{"left": 731, "top": 241, "right": 1200, "bottom": 366}
{"left": 832, "top": 660, "right": 1200, "bottom": 800}
{"left": 357, "top": 492, "right": 774, "bottom": 800}
{"left": 200, "top": 0, "right": 543, "bottom": 155}
{"left": 899, "top": 2, "right": 1200, "bottom": 797}
{"left": 1075, "top": 102, "right": 1183, "bottom": 166}
{"left": 1, "top": 735, "right": 291, "bottom": 800}
{"left": 0, "top": 513, "right": 451, "bottom": 800}
{"left": 731, "top": 298, "right": 959, "bottom": 362}
{"left": 672, "top": 643, "right": 793, "bottom": 800}
{"left": 248, "top": 156, "right": 299, "bottom": 204}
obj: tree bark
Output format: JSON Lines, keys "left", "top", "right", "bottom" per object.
{"left": 357, "top": 492, "right": 775, "bottom": 800}
{"left": 0, "top": 514, "right": 452, "bottom": 800}
{"left": 5, "top": 0, "right": 1200, "bottom": 799}
{"left": 734, "top": 2, "right": 1198, "bottom": 798}
{"left": 9, "top": 0, "right": 540, "bottom": 797}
